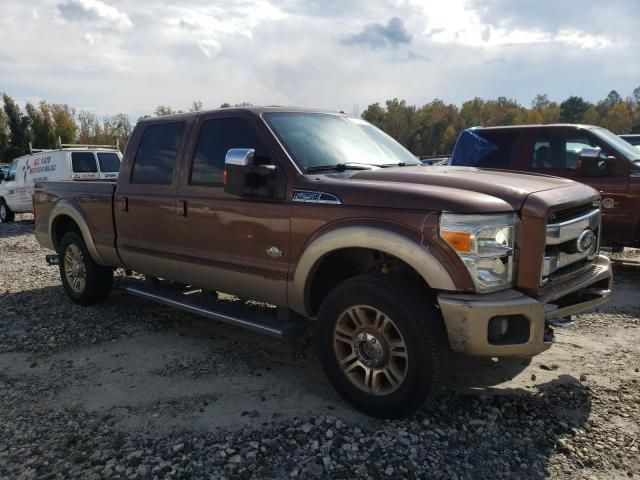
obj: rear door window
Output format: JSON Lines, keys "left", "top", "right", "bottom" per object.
{"left": 474, "top": 131, "right": 518, "bottom": 169}
{"left": 131, "top": 122, "right": 185, "bottom": 185}
{"left": 97, "top": 152, "right": 121, "bottom": 172}
{"left": 71, "top": 152, "right": 98, "bottom": 173}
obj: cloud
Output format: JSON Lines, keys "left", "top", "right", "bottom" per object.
{"left": 0, "top": 0, "right": 639, "bottom": 120}
{"left": 342, "top": 17, "right": 412, "bottom": 49}
{"left": 57, "top": 0, "right": 132, "bottom": 30}
{"left": 465, "top": 0, "right": 636, "bottom": 43}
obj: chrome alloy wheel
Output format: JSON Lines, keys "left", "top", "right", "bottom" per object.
{"left": 64, "top": 244, "right": 87, "bottom": 293}
{"left": 333, "top": 305, "right": 408, "bottom": 396}
{"left": 0, "top": 203, "right": 7, "bottom": 221}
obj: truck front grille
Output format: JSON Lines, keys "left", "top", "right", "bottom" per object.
{"left": 541, "top": 204, "right": 601, "bottom": 286}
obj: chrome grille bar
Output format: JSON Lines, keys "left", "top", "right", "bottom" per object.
{"left": 546, "top": 209, "right": 600, "bottom": 245}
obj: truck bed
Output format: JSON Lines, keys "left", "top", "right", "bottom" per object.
{"left": 33, "top": 181, "right": 118, "bottom": 265}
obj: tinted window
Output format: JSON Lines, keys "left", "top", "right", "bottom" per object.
{"left": 72, "top": 152, "right": 98, "bottom": 173}
{"left": 131, "top": 122, "right": 185, "bottom": 185}
{"left": 190, "top": 117, "right": 270, "bottom": 186}
{"left": 97, "top": 152, "right": 121, "bottom": 172}
{"left": 530, "top": 134, "right": 596, "bottom": 170}
{"left": 474, "top": 131, "right": 518, "bottom": 169}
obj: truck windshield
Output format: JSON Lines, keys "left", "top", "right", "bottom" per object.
{"left": 591, "top": 127, "right": 640, "bottom": 161}
{"left": 263, "top": 112, "right": 419, "bottom": 171}
{"left": 97, "top": 152, "right": 121, "bottom": 172}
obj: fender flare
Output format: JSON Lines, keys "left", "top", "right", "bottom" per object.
{"left": 288, "top": 226, "right": 456, "bottom": 316}
{"left": 48, "top": 200, "right": 106, "bottom": 265}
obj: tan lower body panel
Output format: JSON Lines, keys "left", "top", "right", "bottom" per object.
{"left": 438, "top": 255, "right": 613, "bottom": 357}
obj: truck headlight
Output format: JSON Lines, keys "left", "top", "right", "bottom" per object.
{"left": 439, "top": 213, "right": 517, "bottom": 293}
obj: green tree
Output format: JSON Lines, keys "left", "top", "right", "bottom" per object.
{"left": 51, "top": 104, "right": 77, "bottom": 144}
{"left": 532, "top": 94, "right": 560, "bottom": 123}
{"left": 559, "top": 96, "right": 591, "bottom": 123}
{"left": 26, "top": 101, "right": 56, "bottom": 149}
{"left": 0, "top": 108, "right": 8, "bottom": 160}
{"left": 77, "top": 110, "right": 100, "bottom": 145}
{"left": 189, "top": 101, "right": 203, "bottom": 112}
{"left": 601, "top": 103, "right": 632, "bottom": 133}
{"left": 3, "top": 93, "right": 31, "bottom": 160}
{"left": 460, "top": 97, "right": 488, "bottom": 127}
{"left": 154, "top": 105, "right": 177, "bottom": 116}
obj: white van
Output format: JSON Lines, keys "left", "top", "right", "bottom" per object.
{"left": 0, "top": 146, "right": 122, "bottom": 222}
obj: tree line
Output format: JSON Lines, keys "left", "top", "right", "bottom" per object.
{"left": 1, "top": 89, "right": 639, "bottom": 163}
{"left": 361, "top": 88, "right": 640, "bottom": 156}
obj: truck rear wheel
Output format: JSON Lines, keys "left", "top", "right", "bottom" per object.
{"left": 316, "top": 273, "right": 448, "bottom": 418}
{"left": 58, "top": 231, "right": 113, "bottom": 305}
{"left": 0, "top": 200, "right": 14, "bottom": 223}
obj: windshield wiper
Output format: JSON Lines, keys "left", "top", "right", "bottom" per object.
{"left": 305, "top": 163, "right": 375, "bottom": 173}
{"left": 378, "top": 162, "right": 420, "bottom": 167}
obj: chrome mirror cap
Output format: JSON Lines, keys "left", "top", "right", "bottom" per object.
{"left": 579, "top": 147, "right": 602, "bottom": 159}
{"left": 225, "top": 148, "right": 255, "bottom": 166}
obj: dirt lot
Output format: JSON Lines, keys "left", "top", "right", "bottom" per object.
{"left": 1, "top": 215, "right": 638, "bottom": 480}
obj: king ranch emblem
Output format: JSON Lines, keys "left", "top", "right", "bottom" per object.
{"left": 265, "top": 246, "right": 283, "bottom": 259}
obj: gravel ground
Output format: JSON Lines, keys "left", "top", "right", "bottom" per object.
{"left": 1, "top": 215, "right": 639, "bottom": 480}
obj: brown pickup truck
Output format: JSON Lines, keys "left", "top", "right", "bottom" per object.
{"left": 450, "top": 124, "right": 640, "bottom": 249}
{"left": 34, "top": 107, "right": 612, "bottom": 418}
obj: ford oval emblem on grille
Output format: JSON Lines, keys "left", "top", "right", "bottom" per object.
{"left": 576, "top": 229, "right": 596, "bottom": 253}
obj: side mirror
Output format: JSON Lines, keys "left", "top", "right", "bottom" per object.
{"left": 224, "top": 148, "right": 279, "bottom": 197}
{"left": 226, "top": 148, "right": 255, "bottom": 167}
{"left": 576, "top": 147, "right": 614, "bottom": 177}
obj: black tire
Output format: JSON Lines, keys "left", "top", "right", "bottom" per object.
{"left": 58, "top": 231, "right": 113, "bottom": 305}
{"left": 0, "top": 199, "right": 15, "bottom": 223}
{"left": 316, "top": 273, "right": 449, "bottom": 418}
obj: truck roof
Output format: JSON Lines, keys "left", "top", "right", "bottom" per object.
{"left": 137, "top": 106, "right": 347, "bottom": 124}
{"left": 475, "top": 124, "right": 598, "bottom": 131}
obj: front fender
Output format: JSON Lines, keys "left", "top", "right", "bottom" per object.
{"left": 288, "top": 226, "right": 456, "bottom": 316}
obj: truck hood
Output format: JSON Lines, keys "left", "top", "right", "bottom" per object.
{"left": 310, "top": 166, "right": 581, "bottom": 213}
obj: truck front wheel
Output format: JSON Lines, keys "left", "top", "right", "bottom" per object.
{"left": 0, "top": 200, "right": 14, "bottom": 223}
{"left": 317, "top": 273, "right": 448, "bottom": 418}
{"left": 58, "top": 231, "right": 113, "bottom": 305}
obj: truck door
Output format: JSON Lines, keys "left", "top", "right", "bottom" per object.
{"left": 526, "top": 128, "right": 630, "bottom": 242}
{"left": 174, "top": 112, "right": 290, "bottom": 306}
{"left": 2, "top": 159, "right": 21, "bottom": 211}
{"left": 577, "top": 133, "right": 631, "bottom": 244}
{"left": 114, "top": 120, "right": 190, "bottom": 280}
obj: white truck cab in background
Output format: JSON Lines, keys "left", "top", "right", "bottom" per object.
{"left": 0, "top": 143, "right": 122, "bottom": 222}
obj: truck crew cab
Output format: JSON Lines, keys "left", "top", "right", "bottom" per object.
{"left": 33, "top": 108, "right": 612, "bottom": 418}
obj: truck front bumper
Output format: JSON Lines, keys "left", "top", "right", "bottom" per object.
{"left": 437, "top": 255, "right": 612, "bottom": 357}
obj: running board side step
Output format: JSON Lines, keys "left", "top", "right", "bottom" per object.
{"left": 126, "top": 282, "right": 306, "bottom": 340}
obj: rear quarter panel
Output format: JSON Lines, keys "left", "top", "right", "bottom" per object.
{"left": 34, "top": 181, "right": 121, "bottom": 266}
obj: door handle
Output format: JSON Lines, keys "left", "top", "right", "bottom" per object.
{"left": 177, "top": 200, "right": 187, "bottom": 217}
{"left": 120, "top": 197, "right": 128, "bottom": 212}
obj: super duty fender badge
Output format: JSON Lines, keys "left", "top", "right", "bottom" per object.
{"left": 292, "top": 190, "right": 342, "bottom": 205}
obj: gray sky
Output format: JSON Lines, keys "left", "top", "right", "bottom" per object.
{"left": 1, "top": 0, "right": 638, "bottom": 118}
